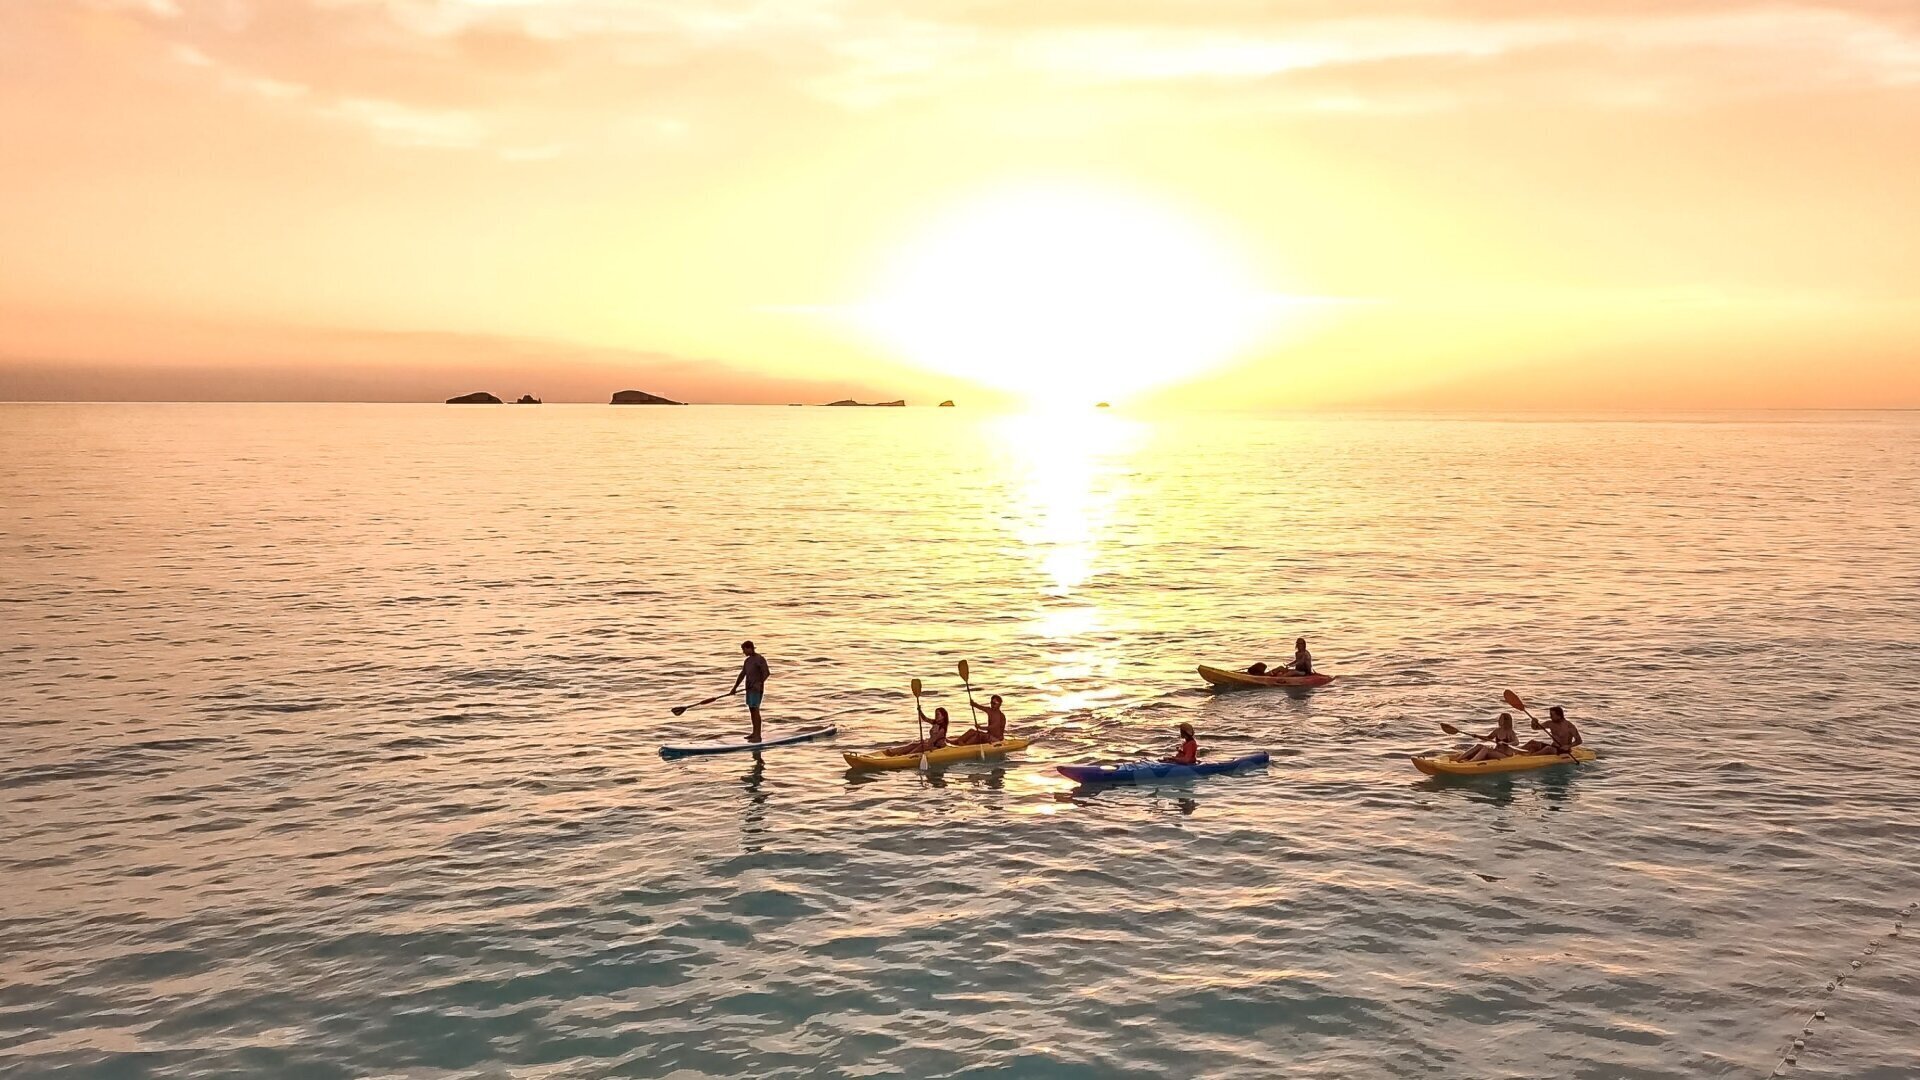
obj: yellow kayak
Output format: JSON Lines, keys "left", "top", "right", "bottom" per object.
{"left": 843, "top": 737, "right": 1032, "bottom": 771}
{"left": 1198, "top": 665, "right": 1334, "bottom": 688}
{"left": 1413, "top": 746, "right": 1596, "bottom": 776}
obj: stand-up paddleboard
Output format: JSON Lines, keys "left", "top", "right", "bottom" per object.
{"left": 660, "top": 724, "right": 836, "bottom": 758}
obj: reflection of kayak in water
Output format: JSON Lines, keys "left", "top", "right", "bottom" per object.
{"left": 1197, "top": 665, "right": 1335, "bottom": 688}
{"left": 659, "top": 725, "right": 836, "bottom": 758}
{"left": 1412, "top": 747, "right": 1596, "bottom": 776}
{"left": 842, "top": 737, "right": 1031, "bottom": 771}
{"left": 1057, "top": 751, "right": 1270, "bottom": 785}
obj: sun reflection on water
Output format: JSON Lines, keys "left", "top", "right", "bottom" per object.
{"left": 990, "top": 408, "right": 1144, "bottom": 722}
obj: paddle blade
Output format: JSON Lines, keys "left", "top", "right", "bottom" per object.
{"left": 671, "top": 705, "right": 688, "bottom": 716}
{"left": 911, "top": 678, "right": 923, "bottom": 696}
{"left": 1439, "top": 722, "right": 1463, "bottom": 735}
{"left": 957, "top": 659, "right": 970, "bottom": 681}
{"left": 1503, "top": 689, "right": 1528, "bottom": 712}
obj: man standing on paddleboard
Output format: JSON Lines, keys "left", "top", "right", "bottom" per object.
{"left": 730, "top": 640, "right": 770, "bottom": 743}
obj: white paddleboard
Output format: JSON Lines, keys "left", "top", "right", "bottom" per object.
{"left": 659, "top": 724, "right": 836, "bottom": 758}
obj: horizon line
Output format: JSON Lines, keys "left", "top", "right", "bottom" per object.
{"left": 3, "top": 400, "right": 1917, "bottom": 413}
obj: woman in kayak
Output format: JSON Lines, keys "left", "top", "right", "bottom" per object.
{"left": 884, "top": 704, "right": 950, "bottom": 757}
{"left": 1163, "top": 722, "right": 1201, "bottom": 764}
{"left": 1519, "top": 706, "right": 1582, "bottom": 756}
{"left": 952, "top": 694, "right": 1009, "bottom": 746}
{"left": 1246, "top": 638, "right": 1313, "bottom": 677}
{"left": 1456, "top": 712, "right": 1521, "bottom": 762}
{"left": 1284, "top": 638, "right": 1313, "bottom": 676}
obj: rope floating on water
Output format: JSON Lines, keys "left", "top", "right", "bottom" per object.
{"left": 1768, "top": 902, "right": 1914, "bottom": 1077}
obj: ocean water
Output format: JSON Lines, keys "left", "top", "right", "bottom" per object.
{"left": 3, "top": 403, "right": 1917, "bottom": 1079}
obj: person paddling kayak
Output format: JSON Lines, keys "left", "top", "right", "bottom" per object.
{"left": 1457, "top": 712, "right": 1520, "bottom": 762}
{"left": 885, "top": 704, "right": 950, "bottom": 757}
{"left": 729, "top": 640, "right": 770, "bottom": 743}
{"left": 1247, "top": 638, "right": 1314, "bottom": 677}
{"left": 952, "top": 694, "right": 1009, "bottom": 746}
{"left": 1163, "top": 722, "right": 1201, "bottom": 764}
{"left": 1519, "top": 706, "right": 1582, "bottom": 756}
{"left": 1284, "top": 638, "right": 1313, "bottom": 676}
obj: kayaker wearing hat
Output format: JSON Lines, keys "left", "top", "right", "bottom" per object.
{"left": 1456, "top": 712, "right": 1520, "bottom": 762}
{"left": 884, "top": 703, "right": 950, "bottom": 757}
{"left": 952, "top": 693, "right": 1009, "bottom": 746}
{"left": 1163, "top": 722, "right": 1201, "bottom": 764}
{"left": 1519, "top": 706, "right": 1582, "bottom": 757}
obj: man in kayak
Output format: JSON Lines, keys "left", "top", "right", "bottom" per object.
{"left": 730, "top": 640, "right": 770, "bottom": 743}
{"left": 1520, "top": 706, "right": 1582, "bottom": 757}
{"left": 1457, "top": 712, "right": 1520, "bottom": 762}
{"left": 1163, "top": 722, "right": 1200, "bottom": 764}
{"left": 885, "top": 704, "right": 951, "bottom": 757}
{"left": 952, "top": 694, "right": 1009, "bottom": 746}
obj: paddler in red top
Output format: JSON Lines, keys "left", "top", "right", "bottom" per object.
{"left": 952, "top": 694, "right": 1009, "bottom": 746}
{"left": 884, "top": 704, "right": 950, "bottom": 757}
{"left": 1163, "top": 722, "right": 1200, "bottom": 764}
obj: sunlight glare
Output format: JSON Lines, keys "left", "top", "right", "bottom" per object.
{"left": 857, "top": 186, "right": 1283, "bottom": 404}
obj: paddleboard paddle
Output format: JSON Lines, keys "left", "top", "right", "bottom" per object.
{"left": 671, "top": 690, "right": 733, "bottom": 716}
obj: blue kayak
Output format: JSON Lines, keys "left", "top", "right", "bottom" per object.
{"left": 1056, "top": 751, "right": 1270, "bottom": 785}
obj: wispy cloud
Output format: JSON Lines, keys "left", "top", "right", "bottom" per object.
{"left": 31, "top": 0, "right": 1920, "bottom": 149}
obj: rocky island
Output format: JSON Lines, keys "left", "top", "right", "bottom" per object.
{"left": 611, "top": 389, "right": 685, "bottom": 405}
{"left": 445, "top": 391, "right": 502, "bottom": 404}
{"left": 938, "top": 400, "right": 955, "bottom": 407}
{"left": 823, "top": 399, "right": 906, "bottom": 407}
{"left": 516, "top": 395, "right": 541, "bottom": 404}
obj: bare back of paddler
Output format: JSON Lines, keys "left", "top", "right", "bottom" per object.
{"left": 952, "top": 694, "right": 1009, "bottom": 745}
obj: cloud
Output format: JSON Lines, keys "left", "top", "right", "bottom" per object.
{"left": 16, "top": 0, "right": 1919, "bottom": 153}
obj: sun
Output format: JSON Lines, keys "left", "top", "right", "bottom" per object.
{"left": 853, "top": 184, "right": 1283, "bottom": 405}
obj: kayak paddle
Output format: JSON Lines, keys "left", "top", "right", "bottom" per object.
{"left": 671, "top": 689, "right": 734, "bottom": 716}
{"left": 911, "top": 677, "right": 928, "bottom": 773}
{"left": 957, "top": 659, "right": 985, "bottom": 736}
{"left": 1502, "top": 689, "right": 1540, "bottom": 726}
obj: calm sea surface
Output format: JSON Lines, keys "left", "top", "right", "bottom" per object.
{"left": 3, "top": 403, "right": 1918, "bottom": 1079}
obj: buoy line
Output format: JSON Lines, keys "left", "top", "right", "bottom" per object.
{"left": 1768, "top": 902, "right": 1914, "bottom": 1076}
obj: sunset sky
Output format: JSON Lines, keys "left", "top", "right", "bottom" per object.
{"left": 3, "top": 0, "right": 1917, "bottom": 407}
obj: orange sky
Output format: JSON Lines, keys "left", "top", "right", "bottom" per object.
{"left": 2, "top": 0, "right": 1917, "bottom": 407}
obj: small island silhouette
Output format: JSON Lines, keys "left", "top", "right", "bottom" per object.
{"left": 823, "top": 399, "right": 906, "bottom": 407}
{"left": 611, "top": 389, "right": 685, "bottom": 405}
{"left": 445, "top": 391, "right": 502, "bottom": 404}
